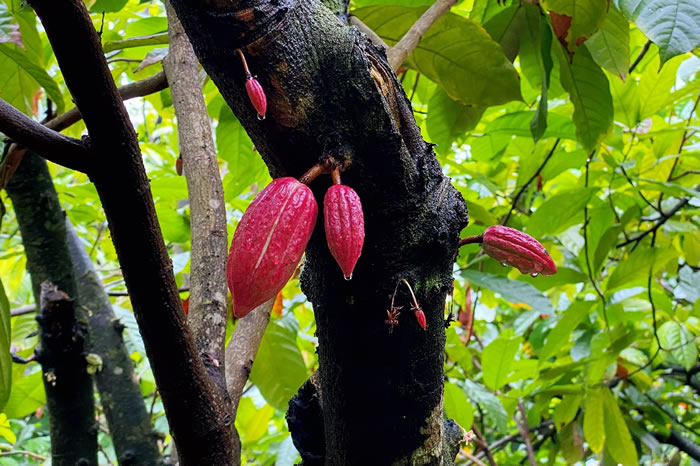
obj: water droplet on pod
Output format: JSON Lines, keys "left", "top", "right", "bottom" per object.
{"left": 344, "top": 274, "right": 353, "bottom": 281}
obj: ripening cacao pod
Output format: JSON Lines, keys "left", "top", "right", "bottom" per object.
{"left": 323, "top": 184, "right": 365, "bottom": 280}
{"left": 176, "top": 155, "right": 183, "bottom": 176}
{"left": 227, "top": 177, "right": 317, "bottom": 318}
{"left": 482, "top": 225, "right": 557, "bottom": 276}
{"left": 414, "top": 308, "right": 426, "bottom": 330}
{"left": 245, "top": 76, "right": 267, "bottom": 120}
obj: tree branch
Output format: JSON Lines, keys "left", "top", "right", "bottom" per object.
{"left": 387, "top": 0, "right": 457, "bottom": 70}
{"left": 0, "top": 71, "right": 167, "bottom": 190}
{"left": 654, "top": 429, "right": 700, "bottom": 461}
{"left": 225, "top": 299, "right": 274, "bottom": 417}
{"left": 0, "top": 98, "right": 90, "bottom": 173}
{"left": 26, "top": 0, "right": 235, "bottom": 462}
{"left": 163, "top": 3, "right": 235, "bottom": 452}
{"left": 516, "top": 402, "right": 536, "bottom": 466}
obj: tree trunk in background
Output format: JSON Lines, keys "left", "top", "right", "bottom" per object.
{"left": 6, "top": 152, "right": 98, "bottom": 465}
{"left": 169, "top": 0, "right": 468, "bottom": 462}
{"left": 66, "top": 220, "right": 162, "bottom": 465}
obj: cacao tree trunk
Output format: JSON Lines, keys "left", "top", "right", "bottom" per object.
{"left": 169, "top": 0, "right": 468, "bottom": 462}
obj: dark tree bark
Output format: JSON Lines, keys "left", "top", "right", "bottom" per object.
{"left": 168, "top": 0, "right": 468, "bottom": 463}
{"left": 66, "top": 221, "right": 162, "bottom": 465}
{"left": 21, "top": 1, "right": 236, "bottom": 463}
{"left": 5, "top": 151, "right": 98, "bottom": 465}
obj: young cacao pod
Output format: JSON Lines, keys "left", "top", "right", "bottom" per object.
{"left": 482, "top": 225, "right": 557, "bottom": 276}
{"left": 323, "top": 184, "right": 365, "bottom": 280}
{"left": 227, "top": 177, "right": 317, "bottom": 318}
{"left": 245, "top": 76, "right": 267, "bottom": 120}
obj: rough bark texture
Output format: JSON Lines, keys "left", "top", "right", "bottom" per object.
{"left": 163, "top": 4, "right": 233, "bottom": 448}
{"left": 26, "top": 1, "right": 235, "bottom": 463}
{"left": 169, "top": 0, "right": 468, "bottom": 463}
{"left": 225, "top": 299, "right": 273, "bottom": 417}
{"left": 38, "top": 282, "right": 98, "bottom": 465}
{"left": 5, "top": 152, "right": 97, "bottom": 465}
{"left": 66, "top": 221, "right": 162, "bottom": 466}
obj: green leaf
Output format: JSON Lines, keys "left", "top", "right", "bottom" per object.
{"left": 587, "top": 6, "right": 630, "bottom": 79}
{"left": 3, "top": 368, "right": 45, "bottom": 419}
{"left": 553, "top": 394, "right": 583, "bottom": 430}
{"left": 90, "top": 0, "right": 128, "bottom": 13}
{"left": 249, "top": 315, "right": 309, "bottom": 411}
{"left": 103, "top": 32, "right": 169, "bottom": 53}
{"left": 548, "top": 0, "right": 608, "bottom": 54}
{"left": 461, "top": 270, "right": 554, "bottom": 315}
{"left": 485, "top": 111, "right": 576, "bottom": 140}
{"left": 236, "top": 397, "right": 275, "bottom": 443}
{"left": 353, "top": 6, "right": 522, "bottom": 106}
{"left": 583, "top": 386, "right": 605, "bottom": 453}
{"left": 606, "top": 246, "right": 657, "bottom": 292}
{"left": 638, "top": 54, "right": 683, "bottom": 118}
{"left": 602, "top": 386, "right": 638, "bottom": 465}
{"left": 540, "top": 300, "right": 594, "bottom": 361}
{"left": 463, "top": 380, "right": 508, "bottom": 431}
{"left": 426, "top": 87, "right": 484, "bottom": 155}
{"left": 556, "top": 43, "right": 613, "bottom": 150}
{"left": 610, "top": 72, "right": 640, "bottom": 128}
{"left": 522, "top": 4, "right": 554, "bottom": 142}
{"left": 0, "top": 43, "right": 65, "bottom": 113}
{"left": 217, "top": 106, "right": 269, "bottom": 200}
{"left": 444, "top": 381, "right": 474, "bottom": 430}
{"left": 482, "top": 5, "right": 524, "bottom": 62}
{"left": 559, "top": 421, "right": 585, "bottom": 463}
{"left": 617, "top": 0, "right": 700, "bottom": 65}
{"left": 658, "top": 321, "right": 697, "bottom": 371}
{"left": 482, "top": 336, "right": 521, "bottom": 390}
{"left": 527, "top": 187, "right": 598, "bottom": 237}
{"left": 0, "top": 278, "right": 10, "bottom": 412}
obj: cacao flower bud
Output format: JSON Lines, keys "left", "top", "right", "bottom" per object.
{"left": 323, "top": 184, "right": 365, "bottom": 280}
{"left": 227, "top": 177, "right": 317, "bottom": 318}
{"left": 414, "top": 308, "right": 426, "bottom": 330}
{"left": 245, "top": 76, "right": 267, "bottom": 120}
{"left": 482, "top": 225, "right": 557, "bottom": 276}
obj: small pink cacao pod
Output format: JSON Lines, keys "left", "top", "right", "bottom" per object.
{"left": 245, "top": 76, "right": 267, "bottom": 120}
{"left": 482, "top": 225, "right": 557, "bottom": 276}
{"left": 175, "top": 155, "right": 183, "bottom": 176}
{"left": 323, "top": 184, "right": 365, "bottom": 280}
{"left": 414, "top": 308, "right": 426, "bottom": 330}
{"left": 227, "top": 177, "right": 317, "bottom": 318}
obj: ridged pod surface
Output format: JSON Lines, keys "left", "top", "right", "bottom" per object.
{"left": 245, "top": 77, "right": 267, "bottom": 119}
{"left": 323, "top": 184, "right": 365, "bottom": 279}
{"left": 482, "top": 225, "right": 557, "bottom": 276}
{"left": 227, "top": 177, "right": 317, "bottom": 318}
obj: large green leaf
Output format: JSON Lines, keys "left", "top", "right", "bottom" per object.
{"left": 486, "top": 110, "right": 576, "bottom": 140}
{"left": 583, "top": 386, "right": 605, "bottom": 453}
{"left": 217, "top": 105, "right": 269, "bottom": 200}
{"left": 658, "top": 321, "right": 697, "bottom": 371}
{"left": 426, "top": 87, "right": 484, "bottom": 155}
{"left": 249, "top": 315, "right": 309, "bottom": 412}
{"left": 3, "top": 368, "right": 45, "bottom": 419}
{"left": 638, "top": 54, "right": 683, "bottom": 118}
{"left": 352, "top": 6, "right": 522, "bottom": 106}
{"left": 556, "top": 43, "right": 613, "bottom": 150}
{"left": 527, "top": 187, "right": 598, "bottom": 237}
{"left": 602, "top": 386, "right": 638, "bottom": 465}
{"left": 444, "top": 381, "right": 474, "bottom": 430}
{"left": 482, "top": 336, "right": 521, "bottom": 390}
{"left": 587, "top": 6, "right": 630, "bottom": 79}
{"left": 548, "top": 0, "right": 608, "bottom": 54}
{"left": 0, "top": 43, "right": 64, "bottom": 113}
{"left": 90, "top": 0, "right": 128, "bottom": 13}
{"left": 617, "top": 0, "right": 700, "bottom": 65}
{"left": 462, "top": 380, "right": 508, "bottom": 431}
{"left": 461, "top": 270, "right": 554, "bottom": 314}
{"left": 0, "top": 278, "right": 10, "bottom": 412}
{"left": 540, "top": 300, "right": 594, "bottom": 361}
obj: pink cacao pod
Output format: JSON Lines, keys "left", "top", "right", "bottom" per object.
{"left": 414, "top": 309, "right": 426, "bottom": 330}
{"left": 245, "top": 76, "right": 267, "bottom": 119}
{"left": 227, "top": 177, "right": 317, "bottom": 318}
{"left": 482, "top": 225, "right": 557, "bottom": 276}
{"left": 323, "top": 184, "right": 365, "bottom": 280}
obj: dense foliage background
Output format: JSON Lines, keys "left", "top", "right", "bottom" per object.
{"left": 0, "top": 0, "right": 698, "bottom": 463}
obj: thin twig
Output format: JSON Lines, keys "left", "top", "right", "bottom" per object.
{"left": 471, "top": 423, "right": 496, "bottom": 466}
{"left": 516, "top": 401, "right": 536, "bottom": 466}
{"left": 463, "top": 451, "right": 488, "bottom": 466}
{"left": 387, "top": 0, "right": 457, "bottom": 70}
{"left": 10, "top": 304, "right": 36, "bottom": 316}
{"left": 0, "top": 450, "right": 47, "bottom": 461}
{"left": 502, "top": 138, "right": 560, "bottom": 226}
{"left": 628, "top": 40, "right": 651, "bottom": 74}
{"left": 616, "top": 194, "right": 694, "bottom": 248}
{"left": 583, "top": 151, "right": 607, "bottom": 325}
